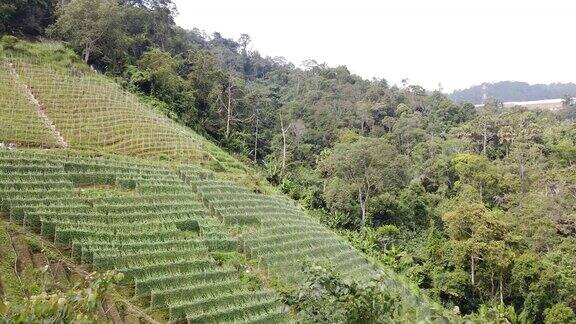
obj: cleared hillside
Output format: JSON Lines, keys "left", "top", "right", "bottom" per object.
{"left": 0, "top": 52, "right": 448, "bottom": 322}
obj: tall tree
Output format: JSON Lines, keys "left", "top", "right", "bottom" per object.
{"left": 442, "top": 202, "right": 514, "bottom": 301}
{"left": 213, "top": 73, "right": 242, "bottom": 139}
{"left": 279, "top": 113, "right": 291, "bottom": 178}
{"left": 186, "top": 49, "right": 224, "bottom": 133}
{"left": 126, "top": 48, "right": 196, "bottom": 122}
{"left": 244, "top": 83, "right": 275, "bottom": 162}
{"left": 0, "top": 0, "right": 57, "bottom": 36}
{"left": 452, "top": 153, "right": 501, "bottom": 203}
{"left": 48, "top": 0, "right": 123, "bottom": 63}
{"left": 319, "top": 138, "right": 406, "bottom": 226}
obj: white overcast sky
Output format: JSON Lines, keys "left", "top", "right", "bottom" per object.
{"left": 173, "top": 0, "right": 575, "bottom": 92}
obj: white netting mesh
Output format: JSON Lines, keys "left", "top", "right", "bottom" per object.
{"left": 0, "top": 56, "right": 242, "bottom": 169}
{"left": 0, "top": 60, "right": 60, "bottom": 147}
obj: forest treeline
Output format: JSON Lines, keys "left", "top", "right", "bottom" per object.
{"left": 1, "top": 0, "right": 576, "bottom": 322}
{"left": 450, "top": 81, "right": 576, "bottom": 105}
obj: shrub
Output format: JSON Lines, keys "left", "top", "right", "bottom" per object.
{"left": 281, "top": 265, "right": 404, "bottom": 323}
{"left": 544, "top": 303, "right": 576, "bottom": 324}
{"left": 0, "top": 271, "right": 123, "bottom": 323}
{"left": 1, "top": 35, "right": 19, "bottom": 50}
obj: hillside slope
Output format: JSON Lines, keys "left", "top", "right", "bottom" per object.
{"left": 6, "top": 57, "right": 254, "bottom": 184}
{"left": 0, "top": 216, "right": 156, "bottom": 323}
{"left": 0, "top": 48, "right": 447, "bottom": 322}
{"left": 0, "top": 60, "right": 60, "bottom": 148}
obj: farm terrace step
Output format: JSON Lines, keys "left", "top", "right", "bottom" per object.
{"left": 189, "top": 176, "right": 379, "bottom": 285}
{"left": 0, "top": 149, "right": 289, "bottom": 322}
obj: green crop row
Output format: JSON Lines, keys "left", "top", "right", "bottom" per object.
{"left": 137, "top": 268, "right": 238, "bottom": 297}
{"left": 0, "top": 149, "right": 288, "bottom": 322}
{"left": 184, "top": 297, "right": 284, "bottom": 324}
{"left": 191, "top": 176, "right": 379, "bottom": 288}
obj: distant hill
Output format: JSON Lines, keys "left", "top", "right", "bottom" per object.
{"left": 449, "top": 81, "right": 576, "bottom": 104}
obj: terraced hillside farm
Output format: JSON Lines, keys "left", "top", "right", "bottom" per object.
{"left": 181, "top": 174, "right": 441, "bottom": 316}
{"left": 0, "top": 150, "right": 288, "bottom": 323}
{"left": 0, "top": 54, "right": 446, "bottom": 322}
{"left": 180, "top": 170, "right": 376, "bottom": 283}
{"left": 5, "top": 58, "right": 248, "bottom": 178}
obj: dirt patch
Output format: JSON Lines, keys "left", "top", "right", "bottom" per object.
{"left": 49, "top": 262, "right": 69, "bottom": 285}
{"left": 32, "top": 253, "right": 48, "bottom": 270}
{"left": 104, "top": 297, "right": 124, "bottom": 324}
{"left": 12, "top": 235, "right": 33, "bottom": 275}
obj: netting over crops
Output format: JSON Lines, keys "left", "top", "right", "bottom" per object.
{"left": 0, "top": 57, "right": 245, "bottom": 171}
{"left": 0, "top": 60, "right": 60, "bottom": 147}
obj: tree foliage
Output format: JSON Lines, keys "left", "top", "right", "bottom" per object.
{"left": 0, "top": 0, "right": 57, "bottom": 36}
{"left": 3, "top": 1, "right": 576, "bottom": 320}
{"left": 281, "top": 265, "right": 405, "bottom": 323}
{"left": 319, "top": 138, "right": 406, "bottom": 226}
{"left": 0, "top": 271, "right": 123, "bottom": 323}
{"left": 47, "top": 0, "right": 123, "bottom": 63}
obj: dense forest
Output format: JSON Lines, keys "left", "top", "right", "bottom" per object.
{"left": 1, "top": 0, "right": 576, "bottom": 322}
{"left": 450, "top": 81, "right": 576, "bottom": 105}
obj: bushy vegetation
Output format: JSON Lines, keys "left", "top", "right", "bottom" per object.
{"left": 282, "top": 265, "right": 405, "bottom": 323}
{"left": 1, "top": 271, "right": 122, "bottom": 323}
{"left": 1, "top": 0, "right": 576, "bottom": 322}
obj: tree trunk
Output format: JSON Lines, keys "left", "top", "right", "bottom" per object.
{"left": 358, "top": 189, "right": 367, "bottom": 227}
{"left": 280, "top": 116, "right": 287, "bottom": 178}
{"left": 490, "top": 271, "right": 495, "bottom": 296}
{"left": 253, "top": 112, "right": 259, "bottom": 162}
{"left": 499, "top": 272, "right": 504, "bottom": 304}
{"left": 83, "top": 45, "right": 91, "bottom": 64}
{"left": 471, "top": 255, "right": 476, "bottom": 287}
{"left": 296, "top": 77, "right": 300, "bottom": 95}
{"left": 519, "top": 154, "right": 527, "bottom": 193}
{"left": 225, "top": 82, "right": 232, "bottom": 138}
{"left": 482, "top": 124, "right": 487, "bottom": 154}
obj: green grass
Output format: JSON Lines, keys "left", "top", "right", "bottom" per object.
{"left": 0, "top": 221, "right": 25, "bottom": 301}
